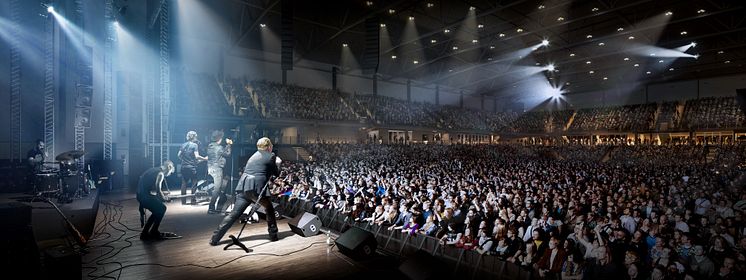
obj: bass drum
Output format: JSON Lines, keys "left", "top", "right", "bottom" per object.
{"left": 34, "top": 173, "right": 59, "bottom": 194}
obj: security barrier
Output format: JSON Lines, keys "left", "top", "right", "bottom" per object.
{"left": 274, "top": 196, "right": 536, "bottom": 280}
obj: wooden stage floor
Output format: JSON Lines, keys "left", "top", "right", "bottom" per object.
{"left": 82, "top": 192, "right": 405, "bottom": 280}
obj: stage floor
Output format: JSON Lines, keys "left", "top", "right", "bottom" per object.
{"left": 82, "top": 192, "right": 405, "bottom": 280}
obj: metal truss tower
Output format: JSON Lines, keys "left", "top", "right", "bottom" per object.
{"left": 104, "top": 0, "right": 114, "bottom": 160}
{"left": 9, "top": 0, "right": 22, "bottom": 162}
{"left": 159, "top": 0, "right": 171, "bottom": 164}
{"left": 73, "top": 0, "right": 86, "bottom": 170}
{"left": 44, "top": 1, "right": 56, "bottom": 161}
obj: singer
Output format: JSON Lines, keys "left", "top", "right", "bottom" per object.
{"left": 210, "top": 137, "right": 281, "bottom": 246}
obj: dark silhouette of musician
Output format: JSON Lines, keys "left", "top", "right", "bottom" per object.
{"left": 27, "top": 139, "right": 46, "bottom": 173}
{"left": 137, "top": 160, "right": 180, "bottom": 240}
{"left": 210, "top": 137, "right": 280, "bottom": 245}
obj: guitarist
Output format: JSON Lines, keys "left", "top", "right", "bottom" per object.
{"left": 137, "top": 160, "right": 180, "bottom": 240}
{"left": 207, "top": 130, "right": 232, "bottom": 214}
{"left": 178, "top": 131, "right": 208, "bottom": 205}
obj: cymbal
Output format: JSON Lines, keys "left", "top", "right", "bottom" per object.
{"left": 55, "top": 150, "right": 86, "bottom": 161}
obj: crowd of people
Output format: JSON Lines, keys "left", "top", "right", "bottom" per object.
{"left": 570, "top": 104, "right": 657, "bottom": 132}
{"left": 205, "top": 76, "right": 746, "bottom": 134}
{"left": 267, "top": 143, "right": 745, "bottom": 279}
{"left": 682, "top": 97, "right": 745, "bottom": 130}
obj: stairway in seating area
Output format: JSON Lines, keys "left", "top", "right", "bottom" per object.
{"left": 565, "top": 111, "right": 577, "bottom": 131}
{"left": 294, "top": 147, "right": 313, "bottom": 161}
{"left": 276, "top": 147, "right": 313, "bottom": 161}
{"left": 705, "top": 145, "right": 718, "bottom": 164}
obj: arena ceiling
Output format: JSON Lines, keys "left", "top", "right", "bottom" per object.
{"left": 216, "top": 0, "right": 745, "bottom": 97}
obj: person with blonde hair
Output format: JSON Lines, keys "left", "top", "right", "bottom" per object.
{"left": 178, "top": 130, "right": 208, "bottom": 205}
{"left": 210, "top": 137, "right": 281, "bottom": 245}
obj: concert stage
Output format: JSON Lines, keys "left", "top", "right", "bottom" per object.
{"left": 82, "top": 192, "right": 406, "bottom": 280}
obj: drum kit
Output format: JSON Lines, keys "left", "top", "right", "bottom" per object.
{"left": 33, "top": 149, "right": 94, "bottom": 203}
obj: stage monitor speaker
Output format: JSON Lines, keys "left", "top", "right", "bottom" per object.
{"left": 1, "top": 202, "right": 40, "bottom": 277}
{"left": 335, "top": 227, "right": 377, "bottom": 259}
{"left": 255, "top": 202, "right": 283, "bottom": 220}
{"left": 43, "top": 245, "right": 81, "bottom": 280}
{"left": 287, "top": 212, "right": 321, "bottom": 237}
{"left": 398, "top": 250, "right": 449, "bottom": 280}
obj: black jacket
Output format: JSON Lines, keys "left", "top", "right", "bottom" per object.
{"left": 235, "top": 150, "right": 279, "bottom": 195}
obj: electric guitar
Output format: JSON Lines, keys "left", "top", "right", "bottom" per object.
{"left": 149, "top": 190, "right": 212, "bottom": 202}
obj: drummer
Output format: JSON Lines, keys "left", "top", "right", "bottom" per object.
{"left": 27, "top": 139, "right": 46, "bottom": 174}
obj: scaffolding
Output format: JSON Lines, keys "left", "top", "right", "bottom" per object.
{"left": 159, "top": 0, "right": 171, "bottom": 164}
{"left": 73, "top": 0, "right": 86, "bottom": 171}
{"left": 9, "top": 0, "right": 22, "bottom": 162}
{"left": 146, "top": 75, "right": 156, "bottom": 167}
{"left": 103, "top": 0, "right": 114, "bottom": 160}
{"left": 44, "top": 2, "right": 56, "bottom": 161}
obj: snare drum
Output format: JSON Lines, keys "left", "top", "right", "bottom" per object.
{"left": 34, "top": 173, "right": 60, "bottom": 193}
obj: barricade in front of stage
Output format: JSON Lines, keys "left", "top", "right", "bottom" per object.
{"left": 273, "top": 196, "right": 536, "bottom": 280}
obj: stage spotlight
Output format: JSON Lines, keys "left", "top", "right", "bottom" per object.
{"left": 541, "top": 39, "right": 549, "bottom": 46}
{"left": 665, "top": 11, "right": 673, "bottom": 16}
{"left": 544, "top": 64, "right": 555, "bottom": 71}
{"left": 260, "top": 23, "right": 266, "bottom": 28}
{"left": 694, "top": 54, "right": 700, "bottom": 59}
{"left": 47, "top": 6, "right": 54, "bottom": 13}
{"left": 342, "top": 43, "right": 348, "bottom": 47}
{"left": 690, "top": 42, "right": 697, "bottom": 47}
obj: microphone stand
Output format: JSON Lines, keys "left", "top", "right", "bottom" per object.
{"left": 224, "top": 178, "right": 272, "bottom": 253}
